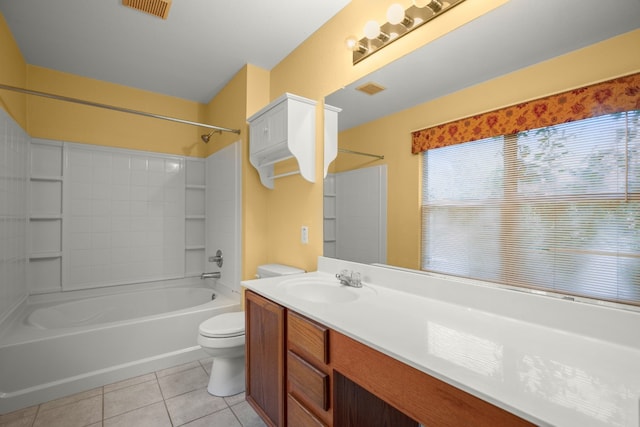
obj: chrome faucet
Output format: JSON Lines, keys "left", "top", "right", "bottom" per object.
{"left": 201, "top": 272, "right": 221, "bottom": 280}
{"left": 336, "top": 269, "right": 362, "bottom": 288}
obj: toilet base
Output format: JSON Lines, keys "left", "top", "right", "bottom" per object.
{"left": 207, "top": 356, "right": 245, "bottom": 397}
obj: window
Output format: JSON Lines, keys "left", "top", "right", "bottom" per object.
{"left": 421, "top": 111, "right": 640, "bottom": 305}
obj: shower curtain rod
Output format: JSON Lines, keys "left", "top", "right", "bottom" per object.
{"left": 338, "top": 148, "right": 384, "bottom": 160}
{"left": 0, "top": 83, "right": 241, "bottom": 135}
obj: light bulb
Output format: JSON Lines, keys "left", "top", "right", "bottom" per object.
{"left": 386, "top": 3, "right": 405, "bottom": 25}
{"left": 344, "top": 35, "right": 359, "bottom": 51}
{"left": 413, "top": 0, "right": 442, "bottom": 11}
{"left": 363, "top": 20, "right": 380, "bottom": 39}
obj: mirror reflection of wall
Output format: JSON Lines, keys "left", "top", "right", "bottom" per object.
{"left": 324, "top": 0, "right": 638, "bottom": 270}
{"left": 324, "top": 165, "right": 387, "bottom": 264}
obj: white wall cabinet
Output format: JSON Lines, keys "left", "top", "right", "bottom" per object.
{"left": 248, "top": 93, "right": 317, "bottom": 189}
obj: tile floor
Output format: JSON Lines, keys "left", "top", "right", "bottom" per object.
{"left": 0, "top": 358, "right": 267, "bottom": 427}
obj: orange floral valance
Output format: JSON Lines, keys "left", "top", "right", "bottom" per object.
{"left": 411, "top": 72, "right": 640, "bottom": 154}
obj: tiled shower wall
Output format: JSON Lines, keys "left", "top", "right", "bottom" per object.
{"left": 30, "top": 140, "right": 189, "bottom": 293}
{"left": 1, "top": 108, "right": 240, "bottom": 312}
{"left": 0, "top": 109, "right": 29, "bottom": 321}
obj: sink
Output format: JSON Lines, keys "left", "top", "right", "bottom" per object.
{"left": 277, "top": 276, "right": 376, "bottom": 304}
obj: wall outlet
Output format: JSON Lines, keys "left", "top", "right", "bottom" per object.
{"left": 301, "top": 226, "right": 309, "bottom": 244}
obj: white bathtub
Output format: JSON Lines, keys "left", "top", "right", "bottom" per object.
{"left": 0, "top": 280, "right": 241, "bottom": 414}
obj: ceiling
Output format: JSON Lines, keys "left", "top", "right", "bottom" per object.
{"left": 327, "top": 0, "right": 640, "bottom": 131}
{"left": 0, "top": 0, "right": 351, "bottom": 103}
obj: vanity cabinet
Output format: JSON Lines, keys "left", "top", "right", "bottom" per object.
{"left": 287, "top": 311, "right": 332, "bottom": 426}
{"left": 245, "top": 291, "right": 286, "bottom": 427}
{"left": 245, "top": 291, "right": 534, "bottom": 427}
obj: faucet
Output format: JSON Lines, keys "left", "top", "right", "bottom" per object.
{"left": 336, "top": 269, "right": 362, "bottom": 288}
{"left": 201, "top": 272, "right": 221, "bottom": 280}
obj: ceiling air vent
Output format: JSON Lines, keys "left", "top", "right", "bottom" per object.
{"left": 122, "top": 0, "right": 172, "bottom": 20}
{"left": 356, "top": 82, "right": 386, "bottom": 96}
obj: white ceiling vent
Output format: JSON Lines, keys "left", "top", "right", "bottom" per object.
{"left": 122, "top": 0, "right": 172, "bottom": 20}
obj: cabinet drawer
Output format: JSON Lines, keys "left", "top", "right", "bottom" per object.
{"left": 288, "top": 351, "right": 329, "bottom": 410}
{"left": 288, "top": 394, "right": 327, "bottom": 427}
{"left": 288, "top": 311, "right": 329, "bottom": 364}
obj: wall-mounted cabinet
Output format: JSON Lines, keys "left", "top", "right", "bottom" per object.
{"left": 248, "top": 93, "right": 317, "bottom": 189}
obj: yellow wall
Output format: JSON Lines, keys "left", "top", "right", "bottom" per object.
{"left": 0, "top": 11, "right": 27, "bottom": 128}
{"left": 25, "top": 66, "right": 207, "bottom": 157}
{"left": 334, "top": 29, "right": 640, "bottom": 270}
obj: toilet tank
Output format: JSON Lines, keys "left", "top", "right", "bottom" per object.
{"left": 256, "top": 264, "right": 305, "bottom": 278}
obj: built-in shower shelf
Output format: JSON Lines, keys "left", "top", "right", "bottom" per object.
{"left": 29, "top": 214, "right": 62, "bottom": 220}
{"left": 186, "top": 184, "right": 205, "bottom": 190}
{"left": 185, "top": 246, "right": 205, "bottom": 251}
{"left": 30, "top": 175, "right": 63, "bottom": 182}
{"left": 29, "top": 251, "right": 62, "bottom": 260}
{"left": 186, "top": 215, "right": 205, "bottom": 220}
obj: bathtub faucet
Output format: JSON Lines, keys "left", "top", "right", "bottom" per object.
{"left": 201, "top": 272, "right": 221, "bottom": 280}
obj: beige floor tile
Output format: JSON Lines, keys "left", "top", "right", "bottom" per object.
{"left": 39, "top": 387, "right": 103, "bottom": 412}
{"left": 0, "top": 405, "right": 37, "bottom": 427}
{"left": 156, "top": 361, "right": 200, "bottom": 379}
{"left": 198, "top": 357, "right": 214, "bottom": 375}
{"left": 33, "top": 395, "right": 102, "bottom": 427}
{"left": 157, "top": 366, "right": 209, "bottom": 399}
{"left": 224, "top": 392, "right": 246, "bottom": 407}
{"left": 180, "top": 407, "right": 242, "bottom": 427}
{"left": 165, "top": 388, "right": 227, "bottom": 426}
{"left": 104, "top": 373, "right": 156, "bottom": 394}
{"left": 104, "top": 401, "right": 171, "bottom": 427}
{"left": 103, "top": 380, "right": 163, "bottom": 419}
{"left": 230, "top": 401, "right": 267, "bottom": 427}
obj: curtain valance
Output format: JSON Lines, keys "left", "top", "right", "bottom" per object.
{"left": 411, "top": 72, "right": 640, "bottom": 154}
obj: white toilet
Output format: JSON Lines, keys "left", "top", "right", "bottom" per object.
{"left": 197, "top": 263, "right": 304, "bottom": 396}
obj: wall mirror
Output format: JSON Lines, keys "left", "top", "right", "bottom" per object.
{"left": 323, "top": 0, "right": 639, "bottom": 268}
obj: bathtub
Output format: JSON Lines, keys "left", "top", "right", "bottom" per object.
{"left": 0, "top": 279, "right": 241, "bottom": 414}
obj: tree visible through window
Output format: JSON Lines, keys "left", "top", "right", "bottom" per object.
{"left": 422, "top": 111, "right": 640, "bottom": 305}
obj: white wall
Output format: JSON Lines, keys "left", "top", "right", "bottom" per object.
{"left": 0, "top": 108, "right": 29, "bottom": 321}
{"left": 205, "top": 141, "right": 242, "bottom": 294}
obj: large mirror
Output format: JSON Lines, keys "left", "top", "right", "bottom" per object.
{"left": 323, "top": 0, "right": 639, "bottom": 269}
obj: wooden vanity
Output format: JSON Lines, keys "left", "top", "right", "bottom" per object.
{"left": 245, "top": 290, "right": 533, "bottom": 427}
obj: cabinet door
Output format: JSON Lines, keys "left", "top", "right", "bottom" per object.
{"left": 249, "top": 114, "right": 269, "bottom": 155}
{"left": 265, "top": 102, "right": 287, "bottom": 147}
{"left": 245, "top": 291, "right": 286, "bottom": 427}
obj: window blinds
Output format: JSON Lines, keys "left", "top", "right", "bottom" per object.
{"left": 421, "top": 111, "right": 640, "bottom": 305}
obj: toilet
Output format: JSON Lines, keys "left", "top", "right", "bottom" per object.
{"left": 197, "top": 263, "right": 304, "bottom": 396}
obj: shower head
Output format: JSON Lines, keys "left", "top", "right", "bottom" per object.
{"left": 201, "top": 129, "right": 222, "bottom": 143}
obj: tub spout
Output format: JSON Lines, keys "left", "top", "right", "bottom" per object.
{"left": 201, "top": 272, "right": 221, "bottom": 280}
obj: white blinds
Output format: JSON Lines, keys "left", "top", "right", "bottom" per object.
{"left": 421, "top": 111, "right": 640, "bottom": 305}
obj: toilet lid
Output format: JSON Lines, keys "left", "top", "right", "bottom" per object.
{"left": 199, "top": 311, "right": 245, "bottom": 338}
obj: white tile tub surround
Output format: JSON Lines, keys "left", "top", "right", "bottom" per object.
{"left": 205, "top": 141, "right": 242, "bottom": 294}
{"left": 63, "top": 143, "right": 186, "bottom": 290}
{"left": 0, "top": 108, "right": 29, "bottom": 323}
{"left": 243, "top": 257, "right": 640, "bottom": 427}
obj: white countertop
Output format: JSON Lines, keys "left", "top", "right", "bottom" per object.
{"left": 242, "top": 257, "right": 640, "bottom": 427}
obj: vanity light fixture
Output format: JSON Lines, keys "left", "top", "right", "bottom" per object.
{"left": 348, "top": 0, "right": 466, "bottom": 65}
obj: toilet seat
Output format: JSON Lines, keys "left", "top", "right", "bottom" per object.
{"left": 199, "top": 312, "right": 245, "bottom": 338}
